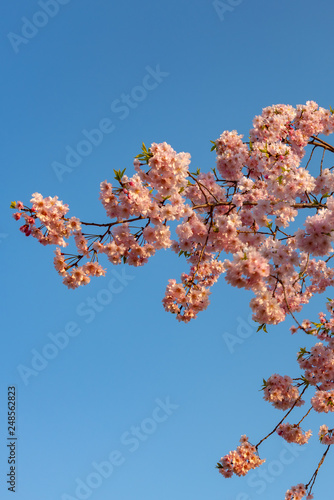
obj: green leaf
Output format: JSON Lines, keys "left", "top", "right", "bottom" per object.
{"left": 210, "top": 140, "right": 217, "bottom": 152}
{"left": 190, "top": 168, "right": 201, "bottom": 176}
{"left": 297, "top": 347, "right": 307, "bottom": 360}
{"left": 10, "top": 201, "right": 16, "bottom": 209}
{"left": 134, "top": 142, "right": 153, "bottom": 164}
{"left": 301, "top": 376, "right": 309, "bottom": 387}
{"left": 113, "top": 168, "right": 126, "bottom": 182}
{"left": 259, "top": 378, "right": 267, "bottom": 391}
{"left": 259, "top": 142, "right": 269, "bottom": 158}
{"left": 257, "top": 324, "right": 267, "bottom": 333}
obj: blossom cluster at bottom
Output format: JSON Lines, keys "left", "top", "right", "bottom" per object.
{"left": 285, "top": 484, "right": 313, "bottom": 500}
{"left": 217, "top": 435, "right": 265, "bottom": 477}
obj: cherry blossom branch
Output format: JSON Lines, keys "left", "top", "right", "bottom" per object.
{"left": 305, "top": 145, "right": 317, "bottom": 171}
{"left": 296, "top": 406, "right": 313, "bottom": 426}
{"left": 79, "top": 216, "right": 147, "bottom": 227}
{"left": 255, "top": 385, "right": 308, "bottom": 449}
{"left": 191, "top": 201, "right": 327, "bottom": 211}
{"left": 309, "top": 135, "right": 334, "bottom": 154}
{"left": 276, "top": 277, "right": 306, "bottom": 331}
{"left": 188, "top": 172, "right": 221, "bottom": 204}
{"left": 12, "top": 102, "right": 334, "bottom": 498}
{"left": 188, "top": 207, "right": 214, "bottom": 284}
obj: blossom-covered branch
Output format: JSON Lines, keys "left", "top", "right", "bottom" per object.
{"left": 12, "top": 101, "right": 334, "bottom": 497}
{"left": 12, "top": 101, "right": 334, "bottom": 325}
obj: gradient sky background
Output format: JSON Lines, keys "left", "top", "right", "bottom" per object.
{"left": 1, "top": 1, "right": 334, "bottom": 499}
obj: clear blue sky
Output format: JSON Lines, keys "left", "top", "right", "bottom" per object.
{"left": 1, "top": 1, "right": 334, "bottom": 499}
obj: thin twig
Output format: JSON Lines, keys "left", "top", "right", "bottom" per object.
{"left": 255, "top": 385, "right": 308, "bottom": 449}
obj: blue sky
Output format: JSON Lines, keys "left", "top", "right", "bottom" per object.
{"left": 1, "top": 0, "right": 334, "bottom": 499}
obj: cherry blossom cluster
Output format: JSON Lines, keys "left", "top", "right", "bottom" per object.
{"left": 162, "top": 259, "right": 225, "bottom": 321}
{"left": 134, "top": 141, "right": 191, "bottom": 199}
{"left": 311, "top": 390, "right": 334, "bottom": 413}
{"left": 318, "top": 425, "right": 334, "bottom": 445}
{"left": 220, "top": 302, "right": 334, "bottom": 497}
{"left": 54, "top": 247, "right": 106, "bottom": 289}
{"left": 262, "top": 374, "right": 304, "bottom": 410}
{"left": 13, "top": 194, "right": 72, "bottom": 246}
{"left": 276, "top": 423, "right": 312, "bottom": 445}
{"left": 217, "top": 435, "right": 265, "bottom": 478}
{"left": 298, "top": 342, "right": 334, "bottom": 391}
{"left": 285, "top": 484, "right": 313, "bottom": 500}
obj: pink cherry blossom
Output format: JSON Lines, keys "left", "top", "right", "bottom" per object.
{"left": 217, "top": 435, "right": 265, "bottom": 478}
